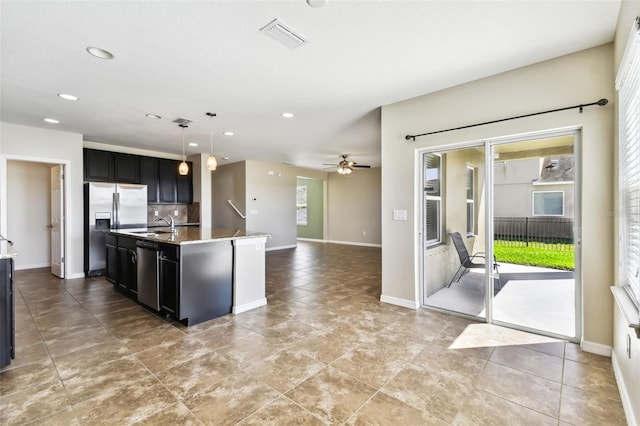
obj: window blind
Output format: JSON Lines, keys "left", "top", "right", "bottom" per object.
{"left": 617, "top": 18, "right": 640, "bottom": 308}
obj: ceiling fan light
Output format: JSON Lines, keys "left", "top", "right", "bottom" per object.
{"left": 206, "top": 154, "right": 218, "bottom": 171}
{"left": 178, "top": 160, "right": 189, "bottom": 175}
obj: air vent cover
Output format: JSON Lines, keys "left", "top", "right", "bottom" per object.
{"left": 173, "top": 117, "right": 193, "bottom": 126}
{"left": 260, "top": 18, "right": 308, "bottom": 49}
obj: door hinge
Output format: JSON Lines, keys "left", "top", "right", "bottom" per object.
{"left": 61, "top": 257, "right": 64, "bottom": 263}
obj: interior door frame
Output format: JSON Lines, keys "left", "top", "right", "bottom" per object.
{"left": 417, "top": 126, "right": 582, "bottom": 341}
{"left": 0, "top": 155, "right": 70, "bottom": 279}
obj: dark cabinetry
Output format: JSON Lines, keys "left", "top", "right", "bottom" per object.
{"left": 0, "top": 258, "right": 15, "bottom": 368}
{"left": 84, "top": 149, "right": 141, "bottom": 183}
{"left": 105, "top": 234, "right": 117, "bottom": 283}
{"left": 140, "top": 156, "right": 159, "bottom": 203}
{"left": 84, "top": 149, "right": 113, "bottom": 181}
{"left": 159, "top": 244, "right": 179, "bottom": 315}
{"left": 106, "top": 235, "right": 138, "bottom": 296}
{"left": 84, "top": 149, "right": 192, "bottom": 204}
{"left": 113, "top": 153, "right": 140, "bottom": 183}
{"left": 158, "top": 159, "right": 178, "bottom": 203}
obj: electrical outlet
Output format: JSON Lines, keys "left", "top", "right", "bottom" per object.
{"left": 154, "top": 210, "right": 159, "bottom": 217}
{"left": 174, "top": 210, "right": 179, "bottom": 216}
{"left": 362, "top": 230, "right": 367, "bottom": 236}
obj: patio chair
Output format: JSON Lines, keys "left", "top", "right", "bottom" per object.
{"left": 447, "top": 232, "right": 500, "bottom": 288}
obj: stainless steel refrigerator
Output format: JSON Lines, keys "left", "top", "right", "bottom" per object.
{"left": 84, "top": 182, "right": 147, "bottom": 276}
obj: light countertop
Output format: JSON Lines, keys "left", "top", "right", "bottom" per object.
{"left": 0, "top": 241, "right": 17, "bottom": 259}
{"left": 110, "top": 227, "right": 270, "bottom": 246}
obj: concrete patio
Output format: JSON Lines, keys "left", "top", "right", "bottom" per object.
{"left": 425, "top": 263, "right": 576, "bottom": 338}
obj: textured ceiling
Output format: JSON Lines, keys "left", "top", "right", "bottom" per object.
{"left": 0, "top": 1, "right": 620, "bottom": 170}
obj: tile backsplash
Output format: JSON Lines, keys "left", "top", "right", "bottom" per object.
{"left": 146, "top": 203, "right": 200, "bottom": 225}
{"left": 147, "top": 204, "right": 187, "bottom": 224}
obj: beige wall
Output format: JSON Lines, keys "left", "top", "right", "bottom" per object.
{"left": 6, "top": 160, "right": 51, "bottom": 270}
{"left": 327, "top": 167, "right": 381, "bottom": 245}
{"left": 381, "top": 45, "right": 614, "bottom": 346}
{"left": 0, "top": 122, "right": 85, "bottom": 278}
{"left": 245, "top": 160, "right": 297, "bottom": 250}
{"left": 211, "top": 161, "right": 246, "bottom": 232}
{"left": 612, "top": 3, "right": 640, "bottom": 425}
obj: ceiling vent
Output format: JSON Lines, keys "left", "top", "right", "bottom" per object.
{"left": 172, "top": 117, "right": 193, "bottom": 126}
{"left": 260, "top": 18, "right": 308, "bottom": 49}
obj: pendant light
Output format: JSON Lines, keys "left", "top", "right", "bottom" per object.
{"left": 178, "top": 124, "right": 189, "bottom": 176}
{"left": 205, "top": 112, "right": 218, "bottom": 171}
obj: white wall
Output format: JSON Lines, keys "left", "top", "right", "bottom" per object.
{"left": 381, "top": 45, "right": 615, "bottom": 344}
{"left": 7, "top": 161, "right": 51, "bottom": 269}
{"left": 0, "top": 122, "right": 84, "bottom": 278}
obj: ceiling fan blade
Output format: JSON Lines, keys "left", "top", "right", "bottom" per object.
{"left": 322, "top": 163, "right": 337, "bottom": 166}
{"left": 353, "top": 164, "right": 371, "bottom": 168}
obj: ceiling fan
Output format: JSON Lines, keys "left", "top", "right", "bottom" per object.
{"left": 323, "top": 154, "right": 371, "bottom": 174}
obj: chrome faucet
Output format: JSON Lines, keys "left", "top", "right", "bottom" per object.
{"left": 155, "top": 216, "right": 175, "bottom": 233}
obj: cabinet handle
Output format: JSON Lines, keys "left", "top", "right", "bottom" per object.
{"left": 131, "top": 252, "right": 137, "bottom": 264}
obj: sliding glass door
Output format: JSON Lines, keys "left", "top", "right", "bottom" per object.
{"left": 489, "top": 134, "right": 579, "bottom": 339}
{"left": 422, "top": 130, "right": 580, "bottom": 341}
{"left": 422, "top": 144, "right": 487, "bottom": 320}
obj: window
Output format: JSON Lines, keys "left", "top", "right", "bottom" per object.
{"left": 532, "top": 191, "right": 564, "bottom": 216}
{"left": 466, "top": 166, "right": 475, "bottom": 235}
{"left": 424, "top": 153, "right": 442, "bottom": 245}
{"left": 617, "top": 17, "right": 640, "bottom": 309}
{"left": 296, "top": 185, "right": 308, "bottom": 226}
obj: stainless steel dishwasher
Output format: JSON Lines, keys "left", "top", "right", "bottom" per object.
{"left": 136, "top": 241, "right": 159, "bottom": 310}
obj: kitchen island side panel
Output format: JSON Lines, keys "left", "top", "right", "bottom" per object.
{"left": 179, "top": 240, "right": 233, "bottom": 325}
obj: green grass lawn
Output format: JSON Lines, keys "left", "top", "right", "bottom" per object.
{"left": 493, "top": 242, "right": 574, "bottom": 271}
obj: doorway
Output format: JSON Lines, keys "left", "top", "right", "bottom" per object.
{"left": 421, "top": 130, "right": 580, "bottom": 341}
{"left": 5, "top": 160, "right": 66, "bottom": 278}
{"left": 296, "top": 177, "right": 324, "bottom": 240}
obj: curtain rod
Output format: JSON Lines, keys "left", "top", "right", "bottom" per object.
{"left": 404, "top": 98, "right": 608, "bottom": 141}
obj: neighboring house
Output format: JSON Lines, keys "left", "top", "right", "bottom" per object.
{"left": 494, "top": 155, "right": 575, "bottom": 219}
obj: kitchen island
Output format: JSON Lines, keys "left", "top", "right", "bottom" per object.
{"left": 107, "top": 227, "right": 269, "bottom": 326}
{"left": 0, "top": 241, "right": 17, "bottom": 367}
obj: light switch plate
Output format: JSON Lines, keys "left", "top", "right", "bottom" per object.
{"left": 393, "top": 210, "right": 407, "bottom": 221}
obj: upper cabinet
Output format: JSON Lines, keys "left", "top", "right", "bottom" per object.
{"left": 113, "top": 153, "right": 140, "bottom": 183}
{"left": 84, "top": 148, "right": 192, "bottom": 204}
{"left": 140, "top": 156, "right": 159, "bottom": 203}
{"left": 84, "top": 149, "right": 114, "bottom": 181}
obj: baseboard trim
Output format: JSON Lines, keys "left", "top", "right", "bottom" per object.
{"left": 581, "top": 340, "right": 612, "bottom": 357}
{"left": 296, "top": 238, "right": 324, "bottom": 243}
{"left": 233, "top": 298, "right": 267, "bottom": 314}
{"left": 380, "top": 294, "right": 420, "bottom": 309}
{"left": 266, "top": 245, "right": 297, "bottom": 252}
{"left": 324, "top": 240, "right": 382, "bottom": 248}
{"left": 15, "top": 262, "right": 49, "bottom": 270}
{"left": 612, "top": 350, "right": 638, "bottom": 426}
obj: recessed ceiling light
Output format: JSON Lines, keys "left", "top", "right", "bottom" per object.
{"left": 222, "top": 156, "right": 230, "bottom": 160}
{"left": 223, "top": 131, "right": 234, "bottom": 136}
{"left": 43, "top": 118, "right": 59, "bottom": 124}
{"left": 86, "top": 46, "right": 114, "bottom": 59}
{"left": 281, "top": 112, "right": 294, "bottom": 118}
{"left": 57, "top": 93, "right": 78, "bottom": 101}
{"left": 188, "top": 142, "right": 198, "bottom": 147}
{"left": 145, "top": 114, "right": 161, "bottom": 119}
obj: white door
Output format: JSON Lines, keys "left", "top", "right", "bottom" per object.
{"left": 50, "top": 165, "right": 64, "bottom": 278}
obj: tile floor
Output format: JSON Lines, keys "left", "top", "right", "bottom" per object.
{"left": 0, "top": 241, "right": 628, "bottom": 425}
